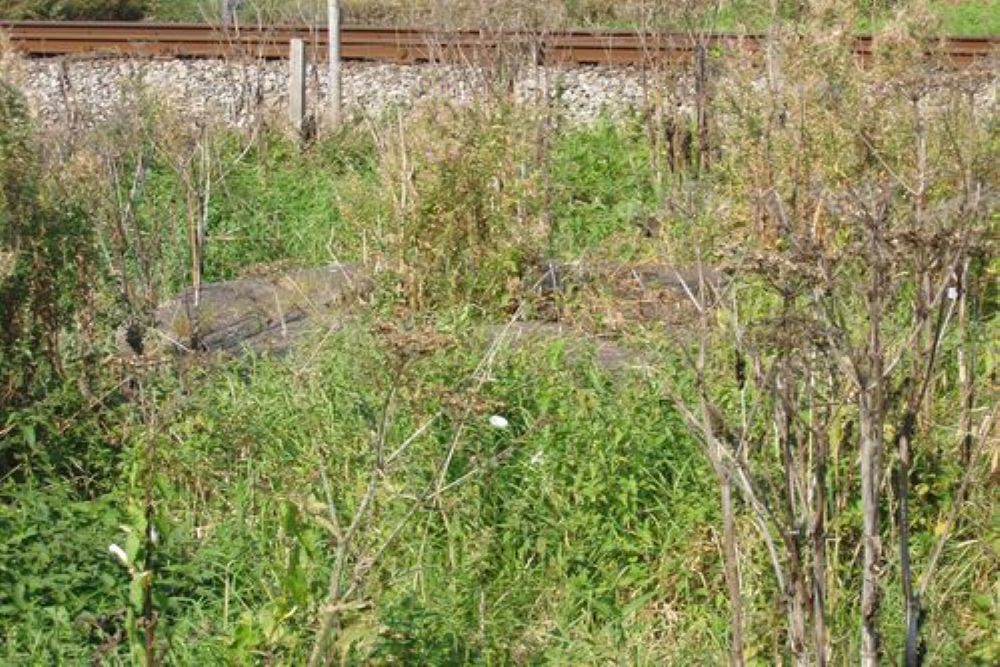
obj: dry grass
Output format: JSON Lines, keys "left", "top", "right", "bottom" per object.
{"left": 152, "top": 0, "right": 729, "bottom": 31}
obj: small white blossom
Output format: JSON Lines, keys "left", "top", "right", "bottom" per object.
{"left": 488, "top": 415, "right": 509, "bottom": 430}
{"left": 108, "top": 543, "right": 129, "bottom": 566}
{"left": 530, "top": 450, "right": 544, "bottom": 466}
{"left": 947, "top": 286, "right": 959, "bottom": 301}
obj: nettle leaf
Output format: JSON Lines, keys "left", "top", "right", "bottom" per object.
{"left": 126, "top": 501, "right": 148, "bottom": 536}
{"left": 20, "top": 423, "right": 35, "bottom": 449}
{"left": 124, "top": 531, "right": 142, "bottom": 564}
{"left": 128, "top": 577, "right": 145, "bottom": 613}
{"left": 229, "top": 613, "right": 261, "bottom": 652}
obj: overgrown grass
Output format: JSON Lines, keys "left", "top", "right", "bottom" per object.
{"left": 1, "top": 8, "right": 997, "bottom": 663}
{"left": 70, "top": 107, "right": 655, "bottom": 300}
{"left": 702, "top": 0, "right": 1000, "bottom": 34}
{"left": 1, "top": 323, "right": 726, "bottom": 663}
{"left": 147, "top": 130, "right": 378, "bottom": 285}
{"left": 0, "top": 99, "right": 709, "bottom": 662}
{"left": 5, "top": 0, "right": 994, "bottom": 35}
{"left": 33, "top": 0, "right": 991, "bottom": 35}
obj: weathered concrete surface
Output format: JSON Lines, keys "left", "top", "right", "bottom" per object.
{"left": 532, "top": 260, "right": 722, "bottom": 326}
{"left": 133, "top": 263, "right": 372, "bottom": 355}
{"left": 128, "top": 260, "right": 711, "bottom": 365}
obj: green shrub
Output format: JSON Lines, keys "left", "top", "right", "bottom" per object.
{"left": 378, "top": 103, "right": 549, "bottom": 312}
{"left": 550, "top": 119, "right": 657, "bottom": 251}
{"left": 109, "top": 325, "right": 720, "bottom": 663}
{"left": 0, "top": 83, "right": 93, "bottom": 405}
{"left": 0, "top": 82, "right": 99, "bottom": 479}
{"left": 0, "top": 486, "right": 127, "bottom": 663}
{"left": 0, "top": 19, "right": 992, "bottom": 661}
{"left": 0, "top": 0, "right": 147, "bottom": 20}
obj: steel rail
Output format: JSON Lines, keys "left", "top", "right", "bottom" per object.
{"left": 1, "top": 21, "right": 995, "bottom": 65}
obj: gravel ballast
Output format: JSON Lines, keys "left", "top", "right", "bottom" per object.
{"left": 16, "top": 57, "right": 662, "bottom": 127}
{"left": 8, "top": 54, "right": 995, "bottom": 131}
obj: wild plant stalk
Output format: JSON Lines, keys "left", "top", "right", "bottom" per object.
{"left": 307, "top": 391, "right": 389, "bottom": 667}
{"left": 307, "top": 292, "right": 539, "bottom": 665}
{"left": 221, "top": 0, "right": 242, "bottom": 26}
{"left": 702, "top": 363, "right": 746, "bottom": 665}
{"left": 634, "top": 2, "right": 702, "bottom": 192}
{"left": 807, "top": 359, "right": 831, "bottom": 667}
{"left": 663, "top": 267, "right": 760, "bottom": 667}
{"left": 138, "top": 379, "right": 158, "bottom": 666}
{"left": 855, "top": 188, "right": 889, "bottom": 667}
{"left": 643, "top": 3, "right": 738, "bottom": 662}
{"left": 672, "top": 273, "right": 838, "bottom": 665}
{"left": 660, "top": 5, "right": 994, "bottom": 663}
{"left": 681, "top": 0, "right": 722, "bottom": 176}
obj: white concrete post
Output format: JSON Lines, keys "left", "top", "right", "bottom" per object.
{"left": 221, "top": 0, "right": 240, "bottom": 27}
{"left": 328, "top": 0, "right": 342, "bottom": 128}
{"left": 289, "top": 38, "right": 307, "bottom": 140}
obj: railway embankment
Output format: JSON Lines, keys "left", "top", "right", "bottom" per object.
{"left": 13, "top": 57, "right": 656, "bottom": 127}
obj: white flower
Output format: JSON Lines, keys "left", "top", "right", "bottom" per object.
{"left": 530, "top": 450, "right": 544, "bottom": 466}
{"left": 488, "top": 415, "right": 509, "bottom": 430}
{"left": 947, "top": 286, "right": 959, "bottom": 301}
{"left": 108, "top": 543, "right": 129, "bottom": 566}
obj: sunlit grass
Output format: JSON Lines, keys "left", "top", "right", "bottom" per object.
{"left": 7, "top": 1, "right": 991, "bottom": 35}
{"left": 140, "top": 0, "right": 1000, "bottom": 35}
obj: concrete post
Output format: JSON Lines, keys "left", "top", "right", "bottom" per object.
{"left": 328, "top": 0, "right": 342, "bottom": 128}
{"left": 221, "top": 0, "right": 240, "bottom": 27}
{"left": 289, "top": 38, "right": 307, "bottom": 141}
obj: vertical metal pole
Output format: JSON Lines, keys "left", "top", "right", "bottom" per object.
{"left": 328, "top": 0, "right": 342, "bottom": 128}
{"left": 221, "top": 0, "right": 238, "bottom": 27}
{"left": 289, "top": 38, "right": 307, "bottom": 142}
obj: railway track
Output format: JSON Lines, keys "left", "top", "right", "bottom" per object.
{"left": 1, "top": 21, "right": 996, "bottom": 66}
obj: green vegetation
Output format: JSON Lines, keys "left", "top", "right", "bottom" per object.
{"left": 932, "top": 0, "right": 1000, "bottom": 35}
{"left": 710, "top": 0, "right": 1000, "bottom": 34}
{"left": 2, "top": 327, "right": 721, "bottom": 662}
{"left": 1, "top": 0, "right": 996, "bottom": 35}
{"left": 0, "top": 0, "right": 146, "bottom": 20}
{"left": 1, "top": 4, "right": 997, "bottom": 665}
